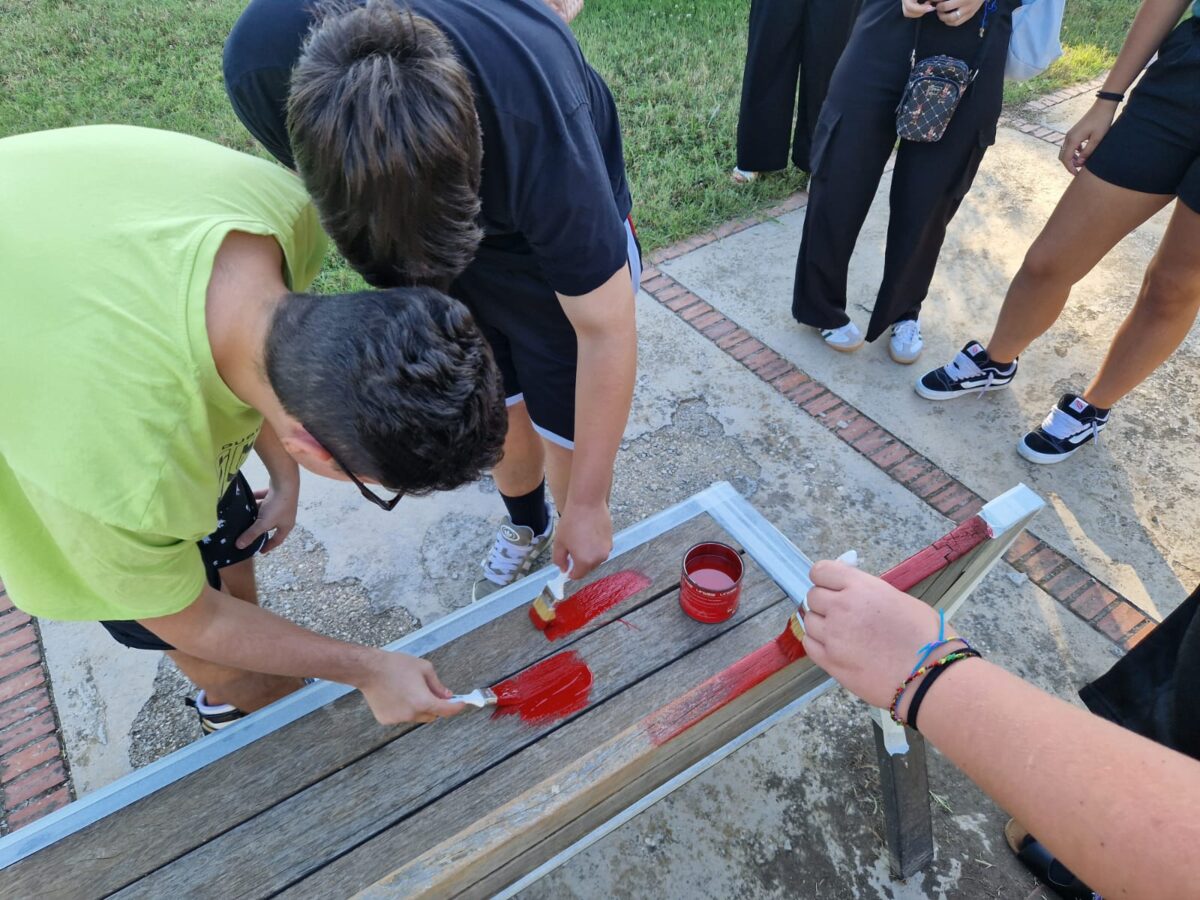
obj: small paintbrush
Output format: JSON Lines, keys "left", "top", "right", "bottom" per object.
{"left": 448, "top": 688, "right": 497, "bottom": 709}
{"left": 529, "top": 555, "right": 572, "bottom": 631}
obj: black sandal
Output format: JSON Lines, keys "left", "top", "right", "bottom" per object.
{"left": 1004, "top": 819, "right": 1102, "bottom": 900}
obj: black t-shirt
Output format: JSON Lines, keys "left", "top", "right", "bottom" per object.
{"left": 224, "top": 0, "right": 632, "bottom": 297}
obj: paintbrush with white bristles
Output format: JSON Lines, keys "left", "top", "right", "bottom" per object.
{"left": 529, "top": 555, "right": 572, "bottom": 630}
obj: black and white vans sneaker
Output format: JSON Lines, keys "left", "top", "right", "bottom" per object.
{"left": 1018, "top": 394, "right": 1109, "bottom": 464}
{"left": 916, "top": 341, "right": 1017, "bottom": 400}
{"left": 185, "top": 690, "right": 247, "bottom": 734}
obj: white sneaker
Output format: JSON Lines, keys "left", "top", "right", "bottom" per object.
{"left": 889, "top": 319, "right": 924, "bottom": 364}
{"left": 471, "top": 507, "right": 555, "bottom": 602}
{"left": 818, "top": 321, "right": 864, "bottom": 353}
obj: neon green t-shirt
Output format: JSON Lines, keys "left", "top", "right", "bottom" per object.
{"left": 0, "top": 125, "right": 327, "bottom": 621}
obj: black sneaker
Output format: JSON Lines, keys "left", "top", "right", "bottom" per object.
{"left": 916, "top": 341, "right": 1017, "bottom": 400}
{"left": 1018, "top": 393, "right": 1109, "bottom": 464}
{"left": 185, "top": 690, "right": 247, "bottom": 734}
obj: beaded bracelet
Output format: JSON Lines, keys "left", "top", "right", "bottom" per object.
{"left": 889, "top": 647, "right": 982, "bottom": 726}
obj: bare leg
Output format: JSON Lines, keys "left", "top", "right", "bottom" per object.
{"left": 987, "top": 171, "right": 1172, "bottom": 365}
{"left": 1083, "top": 201, "right": 1200, "bottom": 409}
{"left": 167, "top": 557, "right": 304, "bottom": 711}
{"left": 543, "top": 440, "right": 573, "bottom": 514}
{"left": 491, "top": 400, "right": 547, "bottom": 497}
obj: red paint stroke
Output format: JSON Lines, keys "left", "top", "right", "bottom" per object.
{"left": 491, "top": 650, "right": 594, "bottom": 725}
{"left": 880, "top": 516, "right": 992, "bottom": 593}
{"left": 532, "top": 570, "right": 652, "bottom": 641}
{"left": 643, "top": 621, "right": 807, "bottom": 746}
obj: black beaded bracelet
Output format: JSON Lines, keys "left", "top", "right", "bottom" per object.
{"left": 906, "top": 649, "right": 981, "bottom": 732}
{"left": 1096, "top": 90, "right": 1125, "bottom": 103}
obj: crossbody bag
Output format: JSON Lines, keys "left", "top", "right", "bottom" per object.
{"left": 896, "top": 0, "right": 1000, "bottom": 143}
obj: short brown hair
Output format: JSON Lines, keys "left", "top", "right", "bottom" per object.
{"left": 288, "top": 0, "right": 483, "bottom": 286}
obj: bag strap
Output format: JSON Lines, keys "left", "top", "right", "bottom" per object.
{"left": 909, "top": 0, "right": 1002, "bottom": 81}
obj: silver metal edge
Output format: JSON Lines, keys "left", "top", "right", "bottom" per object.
{"left": 0, "top": 482, "right": 742, "bottom": 868}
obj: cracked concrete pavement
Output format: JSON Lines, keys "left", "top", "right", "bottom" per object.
{"left": 36, "top": 98, "right": 1192, "bottom": 898}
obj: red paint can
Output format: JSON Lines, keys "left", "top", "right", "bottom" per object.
{"left": 680, "top": 542, "right": 744, "bottom": 623}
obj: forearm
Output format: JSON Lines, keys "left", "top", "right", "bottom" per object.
{"left": 1103, "top": 0, "right": 1191, "bottom": 93}
{"left": 919, "top": 658, "right": 1200, "bottom": 899}
{"left": 570, "top": 325, "right": 636, "bottom": 506}
{"left": 141, "top": 585, "right": 381, "bottom": 688}
{"left": 254, "top": 421, "right": 300, "bottom": 487}
{"left": 561, "top": 266, "right": 638, "bottom": 508}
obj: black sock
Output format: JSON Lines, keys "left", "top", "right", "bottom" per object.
{"left": 500, "top": 480, "right": 549, "bottom": 534}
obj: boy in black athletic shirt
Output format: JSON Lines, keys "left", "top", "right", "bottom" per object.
{"left": 225, "top": 0, "right": 641, "bottom": 599}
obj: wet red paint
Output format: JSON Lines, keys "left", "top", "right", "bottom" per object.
{"left": 491, "top": 650, "right": 594, "bottom": 725}
{"left": 532, "top": 570, "right": 652, "bottom": 641}
{"left": 881, "top": 516, "right": 992, "bottom": 592}
{"left": 687, "top": 568, "right": 736, "bottom": 591}
{"left": 643, "top": 619, "right": 806, "bottom": 746}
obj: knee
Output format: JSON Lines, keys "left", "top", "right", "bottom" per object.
{"left": 1140, "top": 261, "right": 1200, "bottom": 318}
{"left": 1018, "top": 240, "right": 1071, "bottom": 286}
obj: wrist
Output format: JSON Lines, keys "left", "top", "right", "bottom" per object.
{"left": 341, "top": 645, "right": 387, "bottom": 691}
{"left": 890, "top": 639, "right": 975, "bottom": 725}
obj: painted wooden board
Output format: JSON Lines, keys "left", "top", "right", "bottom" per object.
{"left": 0, "top": 513, "right": 736, "bottom": 900}
{"left": 111, "top": 543, "right": 782, "bottom": 900}
{"left": 3, "top": 483, "right": 1043, "bottom": 900}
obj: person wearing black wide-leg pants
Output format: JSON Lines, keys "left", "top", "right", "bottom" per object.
{"left": 736, "top": 0, "right": 863, "bottom": 174}
{"left": 792, "top": 0, "right": 1018, "bottom": 343}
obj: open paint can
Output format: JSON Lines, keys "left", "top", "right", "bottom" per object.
{"left": 680, "top": 542, "right": 744, "bottom": 623}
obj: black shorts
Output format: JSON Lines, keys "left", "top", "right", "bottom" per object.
{"left": 1086, "top": 18, "right": 1200, "bottom": 213}
{"left": 100, "top": 472, "right": 267, "bottom": 652}
{"left": 450, "top": 219, "right": 642, "bottom": 449}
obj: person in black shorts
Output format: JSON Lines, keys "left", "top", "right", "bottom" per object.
{"left": 918, "top": 0, "right": 1200, "bottom": 464}
{"left": 223, "top": 0, "right": 641, "bottom": 602}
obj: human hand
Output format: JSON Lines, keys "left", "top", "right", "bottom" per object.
{"left": 553, "top": 501, "right": 612, "bottom": 580}
{"left": 545, "top": 0, "right": 583, "bottom": 23}
{"left": 901, "top": 0, "right": 937, "bottom": 17}
{"left": 800, "top": 561, "right": 959, "bottom": 710}
{"left": 357, "top": 650, "right": 464, "bottom": 725}
{"left": 1060, "top": 102, "right": 1119, "bottom": 175}
{"left": 934, "top": 0, "right": 984, "bottom": 27}
{"left": 236, "top": 478, "right": 299, "bottom": 553}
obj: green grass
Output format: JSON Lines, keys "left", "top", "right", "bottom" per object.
{"left": 0, "top": 0, "right": 1140, "bottom": 262}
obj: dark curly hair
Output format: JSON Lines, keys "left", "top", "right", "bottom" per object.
{"left": 265, "top": 287, "right": 506, "bottom": 493}
{"left": 287, "top": 0, "right": 484, "bottom": 287}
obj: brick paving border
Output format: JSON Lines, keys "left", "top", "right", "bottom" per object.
{"left": 0, "top": 72, "right": 1131, "bottom": 839}
{"left": 0, "top": 581, "right": 72, "bottom": 835}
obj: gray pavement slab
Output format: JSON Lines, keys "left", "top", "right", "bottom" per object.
{"left": 36, "top": 113, "right": 1158, "bottom": 898}
{"left": 660, "top": 126, "right": 1196, "bottom": 620}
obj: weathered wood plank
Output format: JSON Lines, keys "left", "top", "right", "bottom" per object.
{"left": 356, "top": 600, "right": 816, "bottom": 898}
{"left": 283, "top": 598, "right": 798, "bottom": 898}
{"left": 458, "top": 630, "right": 826, "bottom": 900}
{"left": 0, "top": 514, "right": 733, "bottom": 900}
{"left": 111, "top": 550, "right": 782, "bottom": 898}
{"left": 881, "top": 517, "right": 992, "bottom": 593}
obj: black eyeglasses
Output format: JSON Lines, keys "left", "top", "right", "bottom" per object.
{"left": 307, "top": 426, "right": 402, "bottom": 511}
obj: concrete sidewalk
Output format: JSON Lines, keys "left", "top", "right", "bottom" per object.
{"left": 30, "top": 81, "right": 1194, "bottom": 898}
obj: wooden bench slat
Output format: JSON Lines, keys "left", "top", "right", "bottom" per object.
{"left": 302, "top": 597, "right": 803, "bottom": 899}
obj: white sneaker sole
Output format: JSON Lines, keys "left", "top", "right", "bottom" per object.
{"left": 914, "top": 378, "right": 1012, "bottom": 401}
{"left": 1017, "top": 438, "right": 1081, "bottom": 465}
{"left": 1016, "top": 432, "right": 1103, "bottom": 465}
{"left": 889, "top": 344, "right": 924, "bottom": 365}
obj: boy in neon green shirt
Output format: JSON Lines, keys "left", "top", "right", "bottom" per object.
{"left": 0, "top": 126, "right": 505, "bottom": 729}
